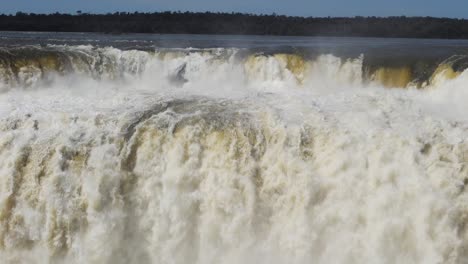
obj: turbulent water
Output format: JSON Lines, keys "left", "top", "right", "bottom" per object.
{"left": 2, "top": 33, "right": 468, "bottom": 264}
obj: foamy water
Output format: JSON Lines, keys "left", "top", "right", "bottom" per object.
{"left": 1, "top": 42, "right": 468, "bottom": 264}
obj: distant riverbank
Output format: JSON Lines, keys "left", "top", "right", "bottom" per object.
{"left": 1, "top": 12, "right": 468, "bottom": 39}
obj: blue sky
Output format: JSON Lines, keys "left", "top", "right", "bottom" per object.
{"left": 3, "top": 0, "right": 468, "bottom": 18}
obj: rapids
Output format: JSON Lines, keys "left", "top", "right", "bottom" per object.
{"left": 1, "top": 43, "right": 468, "bottom": 264}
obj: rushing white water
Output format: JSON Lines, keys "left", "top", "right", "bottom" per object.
{"left": 1, "top": 45, "right": 468, "bottom": 264}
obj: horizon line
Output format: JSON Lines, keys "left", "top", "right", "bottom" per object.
{"left": 2, "top": 11, "right": 467, "bottom": 20}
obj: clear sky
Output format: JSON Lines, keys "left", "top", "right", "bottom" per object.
{"left": 2, "top": 0, "right": 468, "bottom": 18}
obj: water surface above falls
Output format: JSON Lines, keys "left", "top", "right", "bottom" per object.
{"left": 2, "top": 31, "right": 468, "bottom": 88}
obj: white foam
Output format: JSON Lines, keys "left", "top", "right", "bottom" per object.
{"left": 0, "top": 47, "right": 468, "bottom": 264}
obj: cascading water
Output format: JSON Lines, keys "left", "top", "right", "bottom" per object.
{"left": 1, "top": 40, "right": 468, "bottom": 264}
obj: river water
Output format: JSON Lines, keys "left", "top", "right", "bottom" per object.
{"left": 1, "top": 32, "right": 468, "bottom": 264}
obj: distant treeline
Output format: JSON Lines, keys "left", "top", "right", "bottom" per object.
{"left": 1, "top": 11, "right": 468, "bottom": 39}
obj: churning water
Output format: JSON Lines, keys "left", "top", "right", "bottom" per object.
{"left": 1, "top": 32, "right": 468, "bottom": 264}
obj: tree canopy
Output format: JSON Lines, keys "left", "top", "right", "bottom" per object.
{"left": 1, "top": 12, "right": 468, "bottom": 39}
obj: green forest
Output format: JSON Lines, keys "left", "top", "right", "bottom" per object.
{"left": 1, "top": 12, "right": 468, "bottom": 39}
